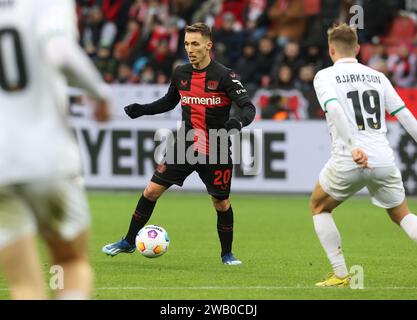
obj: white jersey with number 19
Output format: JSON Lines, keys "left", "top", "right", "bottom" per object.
{"left": 0, "top": 0, "right": 103, "bottom": 185}
{"left": 314, "top": 58, "right": 405, "bottom": 170}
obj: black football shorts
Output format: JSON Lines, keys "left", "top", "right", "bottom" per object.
{"left": 151, "top": 162, "right": 233, "bottom": 200}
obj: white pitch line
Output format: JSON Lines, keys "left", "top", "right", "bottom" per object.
{"left": 1, "top": 286, "right": 417, "bottom": 291}
{"left": 93, "top": 286, "right": 417, "bottom": 291}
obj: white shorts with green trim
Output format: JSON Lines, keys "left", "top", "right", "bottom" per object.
{"left": 319, "top": 161, "right": 405, "bottom": 209}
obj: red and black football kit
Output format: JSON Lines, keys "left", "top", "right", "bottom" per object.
{"left": 117, "top": 60, "right": 255, "bottom": 259}
{"left": 126, "top": 60, "right": 256, "bottom": 199}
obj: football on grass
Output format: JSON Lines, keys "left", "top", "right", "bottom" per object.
{"left": 135, "top": 225, "right": 170, "bottom": 258}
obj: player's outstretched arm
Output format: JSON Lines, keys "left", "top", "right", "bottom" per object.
{"left": 395, "top": 108, "right": 417, "bottom": 143}
{"left": 43, "top": 37, "right": 111, "bottom": 122}
{"left": 44, "top": 37, "right": 110, "bottom": 104}
{"left": 124, "top": 83, "right": 181, "bottom": 119}
{"left": 35, "top": 0, "right": 111, "bottom": 121}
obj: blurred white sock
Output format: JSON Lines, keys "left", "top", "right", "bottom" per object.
{"left": 313, "top": 213, "right": 349, "bottom": 278}
{"left": 400, "top": 213, "right": 417, "bottom": 242}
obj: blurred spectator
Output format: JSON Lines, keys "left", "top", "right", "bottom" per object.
{"left": 170, "top": 0, "right": 204, "bottom": 24}
{"left": 367, "top": 43, "right": 388, "bottom": 66}
{"left": 147, "top": 39, "right": 175, "bottom": 79}
{"left": 235, "top": 42, "right": 258, "bottom": 90}
{"left": 146, "top": 19, "right": 170, "bottom": 54}
{"left": 214, "top": 0, "right": 250, "bottom": 30}
{"left": 140, "top": 65, "right": 156, "bottom": 84}
{"left": 115, "top": 62, "right": 135, "bottom": 84}
{"left": 372, "top": 59, "right": 390, "bottom": 77}
{"left": 192, "top": 0, "right": 222, "bottom": 27}
{"left": 367, "top": 43, "right": 389, "bottom": 75}
{"left": 272, "top": 65, "right": 294, "bottom": 90}
{"left": 213, "top": 12, "right": 246, "bottom": 68}
{"left": 154, "top": 72, "right": 168, "bottom": 84}
{"left": 244, "top": 0, "right": 268, "bottom": 41}
{"left": 274, "top": 42, "right": 305, "bottom": 77}
{"left": 81, "top": 5, "right": 105, "bottom": 57}
{"left": 387, "top": 43, "right": 417, "bottom": 87}
{"left": 128, "top": 0, "right": 147, "bottom": 21}
{"left": 295, "top": 64, "right": 315, "bottom": 91}
{"left": 76, "top": 0, "right": 95, "bottom": 32}
{"left": 113, "top": 19, "right": 141, "bottom": 61}
{"left": 212, "top": 43, "right": 230, "bottom": 67}
{"left": 302, "top": 0, "right": 340, "bottom": 48}
{"left": 166, "top": 17, "right": 184, "bottom": 60}
{"left": 102, "top": 0, "right": 123, "bottom": 22}
{"left": 128, "top": 18, "right": 169, "bottom": 76}
{"left": 246, "top": 0, "right": 268, "bottom": 25}
{"left": 352, "top": 0, "right": 400, "bottom": 43}
{"left": 94, "top": 45, "right": 118, "bottom": 83}
{"left": 75, "top": 0, "right": 417, "bottom": 120}
{"left": 130, "top": 0, "right": 169, "bottom": 36}
{"left": 254, "top": 37, "right": 277, "bottom": 86}
{"left": 295, "top": 64, "right": 323, "bottom": 119}
{"left": 102, "top": 0, "right": 132, "bottom": 42}
{"left": 302, "top": 44, "right": 326, "bottom": 70}
{"left": 267, "top": 0, "right": 307, "bottom": 46}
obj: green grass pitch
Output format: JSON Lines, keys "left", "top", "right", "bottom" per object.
{"left": 1, "top": 192, "right": 417, "bottom": 300}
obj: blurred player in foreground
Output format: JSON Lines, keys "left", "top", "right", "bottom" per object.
{"left": 311, "top": 23, "right": 417, "bottom": 287}
{"left": 0, "top": 0, "right": 111, "bottom": 299}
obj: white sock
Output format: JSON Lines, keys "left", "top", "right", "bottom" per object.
{"left": 313, "top": 213, "right": 349, "bottom": 278}
{"left": 400, "top": 213, "right": 417, "bottom": 242}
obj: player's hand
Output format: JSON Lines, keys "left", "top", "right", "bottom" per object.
{"left": 225, "top": 118, "right": 243, "bottom": 132}
{"left": 351, "top": 148, "right": 370, "bottom": 168}
{"left": 124, "top": 103, "right": 147, "bottom": 119}
{"left": 94, "top": 100, "right": 111, "bottom": 122}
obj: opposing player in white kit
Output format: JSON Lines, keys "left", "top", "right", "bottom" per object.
{"left": 311, "top": 24, "right": 417, "bottom": 287}
{"left": 0, "top": 0, "right": 111, "bottom": 299}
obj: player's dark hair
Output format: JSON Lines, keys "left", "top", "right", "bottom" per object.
{"left": 185, "top": 22, "right": 212, "bottom": 40}
{"left": 327, "top": 23, "right": 358, "bottom": 54}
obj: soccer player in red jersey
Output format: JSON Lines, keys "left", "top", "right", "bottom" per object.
{"left": 102, "top": 23, "right": 256, "bottom": 265}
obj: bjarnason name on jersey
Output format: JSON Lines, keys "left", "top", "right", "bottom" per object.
{"left": 335, "top": 73, "right": 382, "bottom": 84}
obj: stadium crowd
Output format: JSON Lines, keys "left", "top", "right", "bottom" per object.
{"left": 76, "top": 0, "right": 417, "bottom": 120}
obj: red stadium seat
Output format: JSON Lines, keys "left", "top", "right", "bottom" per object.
{"left": 380, "top": 14, "right": 417, "bottom": 46}
{"left": 304, "top": 0, "right": 321, "bottom": 15}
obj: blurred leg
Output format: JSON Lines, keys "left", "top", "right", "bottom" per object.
{"left": 0, "top": 185, "right": 45, "bottom": 299}
{"left": 46, "top": 230, "right": 92, "bottom": 300}
{"left": 0, "top": 235, "right": 46, "bottom": 300}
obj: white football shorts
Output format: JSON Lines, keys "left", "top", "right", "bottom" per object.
{"left": 319, "top": 161, "right": 405, "bottom": 209}
{"left": 0, "top": 176, "right": 90, "bottom": 250}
